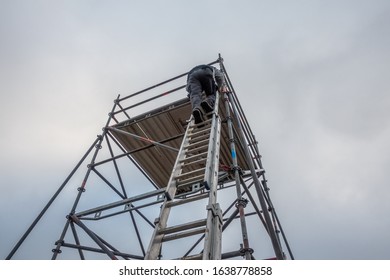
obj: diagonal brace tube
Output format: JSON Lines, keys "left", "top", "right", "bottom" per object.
{"left": 70, "top": 215, "right": 118, "bottom": 260}
{"left": 107, "top": 127, "right": 179, "bottom": 153}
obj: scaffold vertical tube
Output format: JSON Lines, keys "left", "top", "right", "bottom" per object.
{"left": 224, "top": 90, "right": 285, "bottom": 260}
{"left": 51, "top": 97, "right": 120, "bottom": 260}
{"left": 222, "top": 91, "right": 252, "bottom": 260}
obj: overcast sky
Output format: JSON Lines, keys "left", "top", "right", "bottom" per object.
{"left": 1, "top": 0, "right": 390, "bottom": 260}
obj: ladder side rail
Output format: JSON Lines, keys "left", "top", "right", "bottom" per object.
{"left": 144, "top": 116, "right": 195, "bottom": 259}
{"left": 202, "top": 91, "right": 223, "bottom": 260}
{"left": 203, "top": 91, "right": 221, "bottom": 190}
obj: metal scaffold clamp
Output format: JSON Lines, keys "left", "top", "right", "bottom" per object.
{"left": 239, "top": 243, "right": 254, "bottom": 257}
{"left": 235, "top": 198, "right": 249, "bottom": 208}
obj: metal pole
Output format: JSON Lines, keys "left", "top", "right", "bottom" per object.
{"left": 70, "top": 221, "right": 85, "bottom": 260}
{"left": 92, "top": 169, "right": 125, "bottom": 199}
{"left": 70, "top": 215, "right": 118, "bottom": 260}
{"left": 251, "top": 136, "right": 294, "bottom": 259}
{"left": 106, "top": 132, "right": 160, "bottom": 190}
{"left": 222, "top": 91, "right": 252, "bottom": 260}
{"left": 104, "top": 133, "right": 146, "bottom": 256}
{"left": 219, "top": 61, "right": 262, "bottom": 175}
{"left": 51, "top": 97, "right": 119, "bottom": 259}
{"left": 239, "top": 176, "right": 268, "bottom": 231}
{"left": 107, "top": 127, "right": 179, "bottom": 153}
{"left": 60, "top": 242, "right": 143, "bottom": 259}
{"left": 92, "top": 133, "right": 184, "bottom": 168}
{"left": 117, "top": 59, "right": 219, "bottom": 103}
{"left": 114, "top": 85, "right": 186, "bottom": 115}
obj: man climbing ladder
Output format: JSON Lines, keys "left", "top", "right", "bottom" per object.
{"left": 186, "top": 65, "right": 228, "bottom": 124}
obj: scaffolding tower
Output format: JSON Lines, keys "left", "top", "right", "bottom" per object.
{"left": 6, "top": 55, "right": 293, "bottom": 260}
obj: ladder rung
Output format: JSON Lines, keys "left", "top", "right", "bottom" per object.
{"left": 188, "top": 134, "right": 210, "bottom": 144}
{"left": 175, "top": 253, "right": 203, "bottom": 260}
{"left": 188, "top": 129, "right": 211, "bottom": 142}
{"left": 180, "top": 151, "right": 208, "bottom": 164}
{"left": 177, "top": 174, "right": 204, "bottom": 186}
{"left": 175, "top": 168, "right": 205, "bottom": 180}
{"left": 185, "top": 145, "right": 208, "bottom": 155}
{"left": 184, "top": 139, "right": 209, "bottom": 150}
{"left": 167, "top": 193, "right": 209, "bottom": 208}
{"left": 180, "top": 157, "right": 207, "bottom": 167}
{"left": 162, "top": 227, "right": 206, "bottom": 242}
{"left": 188, "top": 127, "right": 211, "bottom": 138}
{"left": 189, "top": 119, "right": 212, "bottom": 129}
{"left": 159, "top": 219, "right": 207, "bottom": 235}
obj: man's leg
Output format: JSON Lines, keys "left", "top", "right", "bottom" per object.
{"left": 201, "top": 93, "right": 215, "bottom": 114}
{"left": 196, "top": 69, "right": 215, "bottom": 115}
{"left": 187, "top": 74, "right": 204, "bottom": 124}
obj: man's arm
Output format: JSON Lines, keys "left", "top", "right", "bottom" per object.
{"left": 214, "top": 68, "right": 229, "bottom": 93}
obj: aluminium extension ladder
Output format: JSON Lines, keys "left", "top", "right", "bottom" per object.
{"left": 145, "top": 93, "right": 223, "bottom": 260}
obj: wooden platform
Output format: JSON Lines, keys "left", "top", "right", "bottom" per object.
{"left": 109, "top": 96, "right": 250, "bottom": 189}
